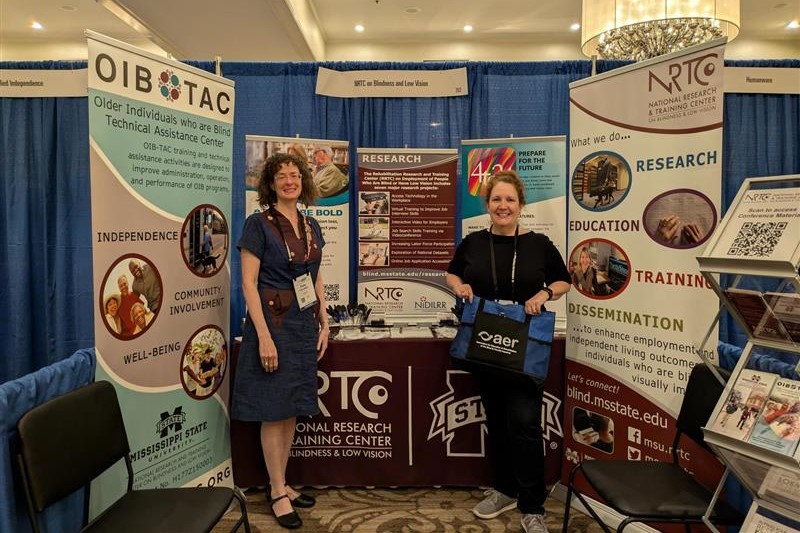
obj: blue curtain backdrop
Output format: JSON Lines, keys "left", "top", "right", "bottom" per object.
{"left": 0, "top": 59, "right": 798, "bottom": 384}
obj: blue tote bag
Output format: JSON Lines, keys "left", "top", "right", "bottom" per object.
{"left": 450, "top": 296, "right": 555, "bottom": 383}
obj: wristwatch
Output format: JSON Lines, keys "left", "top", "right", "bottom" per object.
{"left": 541, "top": 286, "right": 553, "bottom": 300}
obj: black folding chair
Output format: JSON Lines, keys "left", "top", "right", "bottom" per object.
{"left": 17, "top": 380, "right": 250, "bottom": 533}
{"left": 562, "top": 363, "right": 744, "bottom": 532}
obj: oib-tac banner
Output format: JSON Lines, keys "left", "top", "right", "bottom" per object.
{"left": 564, "top": 40, "right": 726, "bottom": 493}
{"left": 245, "top": 136, "right": 349, "bottom": 307}
{"left": 357, "top": 148, "right": 457, "bottom": 315}
{"left": 87, "top": 31, "right": 234, "bottom": 516}
{"left": 460, "top": 136, "right": 568, "bottom": 328}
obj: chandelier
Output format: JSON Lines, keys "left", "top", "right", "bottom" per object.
{"left": 581, "top": 0, "right": 740, "bottom": 61}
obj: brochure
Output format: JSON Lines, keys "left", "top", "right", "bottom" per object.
{"left": 710, "top": 369, "right": 777, "bottom": 440}
{"left": 747, "top": 378, "right": 800, "bottom": 456}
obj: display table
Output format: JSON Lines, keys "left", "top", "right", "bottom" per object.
{"left": 230, "top": 336, "right": 565, "bottom": 488}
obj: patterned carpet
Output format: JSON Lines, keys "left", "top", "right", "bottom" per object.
{"left": 213, "top": 487, "right": 605, "bottom": 532}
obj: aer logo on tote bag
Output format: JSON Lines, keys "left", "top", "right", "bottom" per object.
{"left": 476, "top": 330, "right": 521, "bottom": 355}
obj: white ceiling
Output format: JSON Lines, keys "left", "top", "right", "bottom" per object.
{"left": 1, "top": 0, "right": 798, "bottom": 62}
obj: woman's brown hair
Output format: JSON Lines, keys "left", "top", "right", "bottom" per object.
{"left": 484, "top": 170, "right": 526, "bottom": 207}
{"left": 257, "top": 153, "right": 318, "bottom": 207}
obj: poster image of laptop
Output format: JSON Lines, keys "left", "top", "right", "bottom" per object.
{"left": 571, "top": 152, "right": 632, "bottom": 212}
{"left": 359, "top": 217, "right": 390, "bottom": 241}
{"left": 568, "top": 239, "right": 631, "bottom": 299}
{"left": 359, "top": 242, "right": 390, "bottom": 267}
{"left": 643, "top": 189, "right": 717, "bottom": 249}
{"left": 181, "top": 204, "right": 229, "bottom": 277}
{"left": 359, "top": 191, "right": 390, "bottom": 215}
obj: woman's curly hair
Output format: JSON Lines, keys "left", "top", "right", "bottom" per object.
{"left": 257, "top": 152, "right": 318, "bottom": 207}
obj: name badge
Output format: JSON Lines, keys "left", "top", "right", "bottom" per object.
{"left": 293, "top": 272, "right": 317, "bottom": 311}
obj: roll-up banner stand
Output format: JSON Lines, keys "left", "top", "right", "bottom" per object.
{"left": 88, "top": 31, "right": 235, "bottom": 516}
{"left": 563, "top": 38, "right": 727, "bottom": 501}
{"left": 459, "top": 136, "right": 568, "bottom": 330}
{"left": 245, "top": 136, "right": 350, "bottom": 307}
{"left": 356, "top": 148, "right": 458, "bottom": 317}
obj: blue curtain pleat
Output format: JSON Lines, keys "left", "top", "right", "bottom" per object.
{"left": 1, "top": 59, "right": 798, "bottom": 385}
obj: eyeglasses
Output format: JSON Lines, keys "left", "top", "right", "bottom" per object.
{"left": 275, "top": 172, "right": 301, "bottom": 182}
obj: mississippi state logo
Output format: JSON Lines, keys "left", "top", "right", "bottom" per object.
{"left": 428, "top": 370, "right": 487, "bottom": 457}
{"left": 159, "top": 69, "right": 181, "bottom": 102}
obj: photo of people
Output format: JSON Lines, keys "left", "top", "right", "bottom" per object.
{"left": 643, "top": 189, "right": 717, "bottom": 248}
{"left": 359, "top": 242, "right": 390, "bottom": 266}
{"left": 312, "top": 145, "right": 349, "bottom": 197}
{"left": 568, "top": 239, "right": 631, "bottom": 299}
{"left": 245, "top": 138, "right": 350, "bottom": 201}
{"left": 359, "top": 217, "right": 390, "bottom": 241}
{"left": 100, "top": 254, "right": 162, "bottom": 339}
{"left": 181, "top": 204, "right": 229, "bottom": 277}
{"left": 359, "top": 191, "right": 390, "bottom": 215}
{"left": 572, "top": 408, "right": 615, "bottom": 454}
{"left": 180, "top": 326, "right": 227, "bottom": 400}
{"left": 572, "top": 152, "right": 631, "bottom": 211}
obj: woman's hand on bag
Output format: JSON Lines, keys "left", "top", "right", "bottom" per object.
{"left": 454, "top": 283, "right": 474, "bottom": 302}
{"left": 524, "top": 292, "right": 549, "bottom": 315}
{"left": 317, "top": 323, "right": 330, "bottom": 361}
{"left": 259, "top": 336, "right": 279, "bottom": 373}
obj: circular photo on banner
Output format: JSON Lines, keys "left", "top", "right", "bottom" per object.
{"left": 180, "top": 325, "right": 228, "bottom": 400}
{"left": 572, "top": 151, "right": 632, "bottom": 212}
{"left": 568, "top": 239, "right": 631, "bottom": 299}
{"left": 643, "top": 189, "right": 717, "bottom": 249}
{"left": 181, "top": 204, "right": 229, "bottom": 277}
{"left": 100, "top": 253, "right": 162, "bottom": 340}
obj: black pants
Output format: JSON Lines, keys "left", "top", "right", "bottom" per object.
{"left": 477, "top": 373, "right": 546, "bottom": 515}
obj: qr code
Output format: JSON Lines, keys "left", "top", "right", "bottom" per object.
{"left": 728, "top": 222, "right": 787, "bottom": 257}
{"left": 324, "top": 283, "right": 340, "bottom": 303}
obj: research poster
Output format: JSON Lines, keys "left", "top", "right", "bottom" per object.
{"left": 88, "top": 31, "right": 234, "bottom": 515}
{"left": 357, "top": 148, "right": 458, "bottom": 316}
{"left": 459, "top": 136, "right": 568, "bottom": 328}
{"left": 245, "top": 136, "right": 350, "bottom": 307}
{"left": 563, "top": 40, "right": 726, "bottom": 486}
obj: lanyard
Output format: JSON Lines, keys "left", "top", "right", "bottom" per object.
{"left": 267, "top": 206, "right": 310, "bottom": 274}
{"left": 488, "top": 224, "right": 518, "bottom": 302}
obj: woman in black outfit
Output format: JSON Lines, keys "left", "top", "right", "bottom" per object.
{"left": 446, "top": 170, "right": 570, "bottom": 533}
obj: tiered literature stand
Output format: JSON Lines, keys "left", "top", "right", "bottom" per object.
{"left": 698, "top": 175, "right": 800, "bottom": 531}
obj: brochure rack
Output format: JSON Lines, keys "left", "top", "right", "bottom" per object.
{"left": 698, "top": 175, "right": 800, "bottom": 528}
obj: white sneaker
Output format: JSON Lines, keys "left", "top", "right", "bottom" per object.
{"left": 472, "top": 489, "right": 516, "bottom": 519}
{"left": 521, "top": 513, "right": 548, "bottom": 533}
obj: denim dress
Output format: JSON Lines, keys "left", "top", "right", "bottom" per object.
{"left": 232, "top": 209, "right": 324, "bottom": 422}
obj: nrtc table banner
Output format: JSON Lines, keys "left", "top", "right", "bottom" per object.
{"left": 357, "top": 148, "right": 457, "bottom": 315}
{"left": 563, "top": 39, "right": 725, "bottom": 489}
{"left": 87, "top": 30, "right": 235, "bottom": 517}
{"left": 245, "top": 135, "right": 350, "bottom": 307}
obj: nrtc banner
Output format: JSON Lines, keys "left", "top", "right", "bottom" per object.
{"left": 564, "top": 39, "right": 726, "bottom": 493}
{"left": 357, "top": 148, "right": 457, "bottom": 316}
{"left": 87, "top": 31, "right": 234, "bottom": 516}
